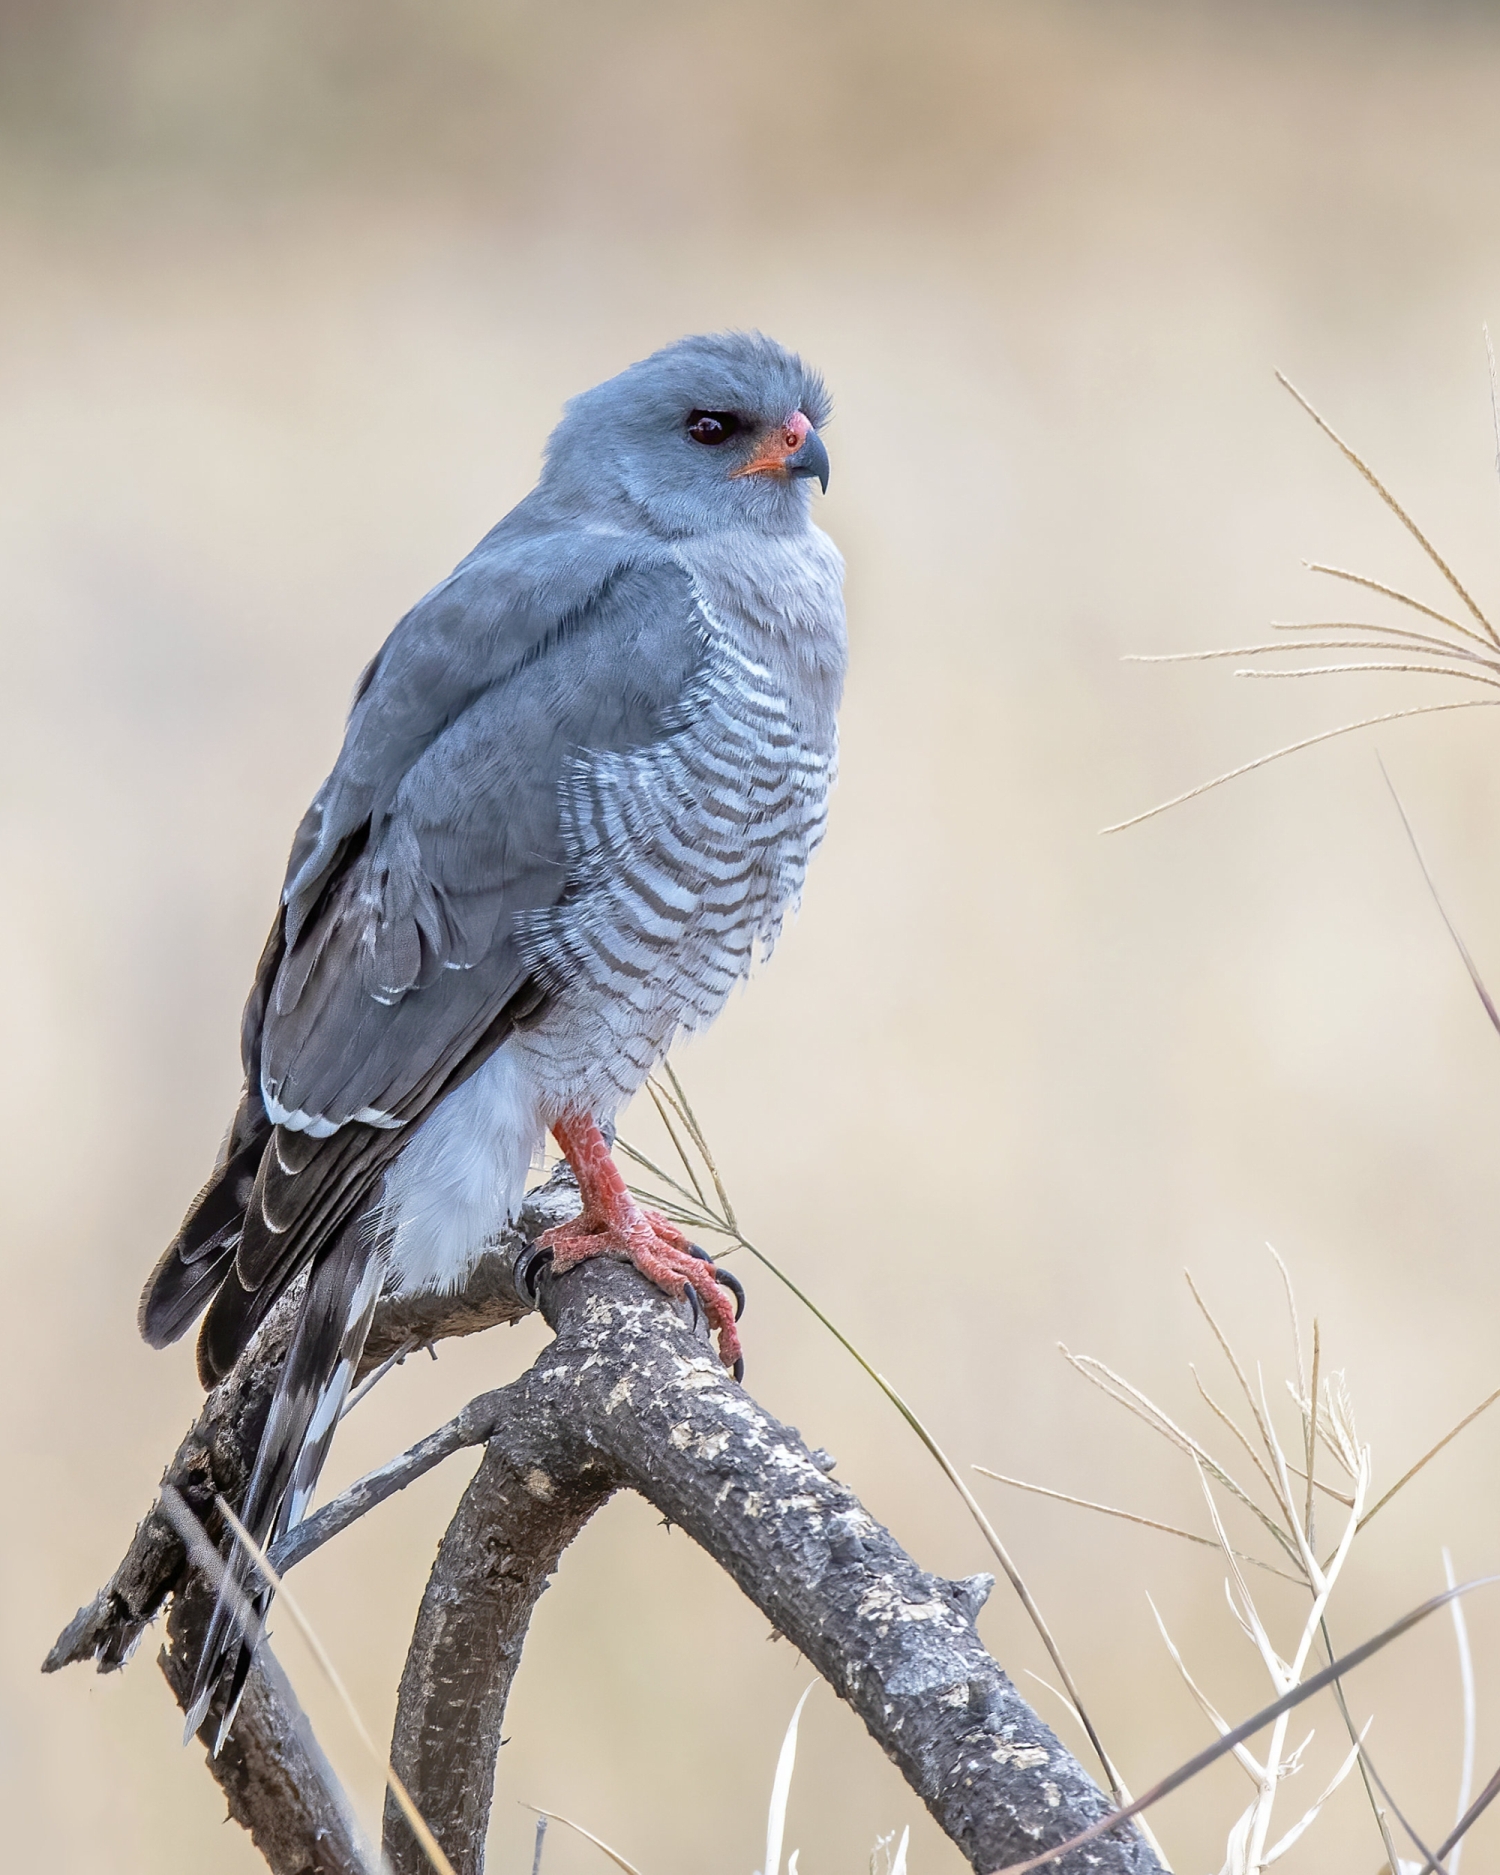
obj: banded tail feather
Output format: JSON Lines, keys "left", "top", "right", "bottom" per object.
{"left": 138, "top": 1093, "right": 272, "bottom": 1351}
{"left": 183, "top": 1223, "right": 382, "bottom": 1751}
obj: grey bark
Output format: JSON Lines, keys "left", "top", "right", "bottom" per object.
{"left": 45, "top": 1168, "right": 1164, "bottom": 1875}
{"left": 382, "top": 1420, "right": 613, "bottom": 1875}
{"left": 375, "top": 1252, "right": 1160, "bottom": 1875}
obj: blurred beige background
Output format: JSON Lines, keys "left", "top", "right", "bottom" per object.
{"left": 10, "top": 1, "right": 1500, "bottom": 1869}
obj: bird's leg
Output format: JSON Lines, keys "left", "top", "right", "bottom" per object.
{"left": 540, "top": 1113, "right": 744, "bottom": 1377}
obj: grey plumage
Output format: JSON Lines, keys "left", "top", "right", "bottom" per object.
{"left": 139, "top": 330, "right": 846, "bottom": 1747}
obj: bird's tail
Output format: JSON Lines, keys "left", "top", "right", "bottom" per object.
{"left": 183, "top": 1222, "right": 382, "bottom": 1752}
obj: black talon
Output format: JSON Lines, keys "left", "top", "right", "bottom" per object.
{"left": 684, "top": 1246, "right": 747, "bottom": 1377}
{"left": 685, "top": 1244, "right": 746, "bottom": 1321}
{"left": 514, "top": 1245, "right": 554, "bottom": 1307}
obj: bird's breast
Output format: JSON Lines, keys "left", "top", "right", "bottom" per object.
{"left": 669, "top": 524, "right": 847, "bottom": 747}
{"left": 512, "top": 623, "right": 837, "bottom": 1117}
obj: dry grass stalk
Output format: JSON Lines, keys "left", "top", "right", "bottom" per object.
{"left": 758, "top": 1684, "right": 814, "bottom": 1875}
{"left": 977, "top": 1254, "right": 1500, "bottom": 1873}
{"left": 522, "top": 1686, "right": 915, "bottom": 1875}
{"left": 519, "top": 1806, "right": 643, "bottom": 1875}
{"left": 1105, "top": 362, "right": 1500, "bottom": 835}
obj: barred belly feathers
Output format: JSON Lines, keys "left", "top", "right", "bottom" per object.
{"left": 137, "top": 331, "right": 845, "bottom": 1746}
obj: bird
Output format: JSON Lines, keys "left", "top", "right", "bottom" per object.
{"left": 136, "top": 330, "right": 846, "bottom": 1748}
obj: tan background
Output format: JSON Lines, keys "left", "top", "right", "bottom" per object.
{"left": 9, "top": 2, "right": 1500, "bottom": 1869}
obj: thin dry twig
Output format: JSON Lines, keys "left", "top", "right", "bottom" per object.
{"left": 1378, "top": 757, "right": 1500, "bottom": 1039}
{"left": 1145, "top": 1594, "right": 1259, "bottom": 1787}
{"left": 972, "top": 1465, "right": 1298, "bottom": 1582}
{"left": 1276, "top": 1451, "right": 1354, "bottom": 1509}
{"left": 1236, "top": 662, "right": 1500, "bottom": 688}
{"left": 1099, "top": 699, "right": 1500, "bottom": 833}
{"left": 341, "top": 1334, "right": 419, "bottom": 1420}
{"left": 1189, "top": 1367, "right": 1295, "bottom": 1526}
{"left": 1337, "top": 1728, "right": 1449, "bottom": 1875}
{"left": 1058, "top": 1260, "right": 1443, "bottom": 1869}
{"left": 519, "top": 1806, "right": 643, "bottom": 1875}
{"left": 1303, "top": 565, "right": 1491, "bottom": 648}
{"left": 1428, "top": 1761, "right": 1500, "bottom": 1873}
{"left": 1358, "top": 1381, "right": 1500, "bottom": 1532}
{"left": 1110, "top": 371, "right": 1500, "bottom": 835}
{"left": 984, "top": 1577, "right": 1500, "bottom": 1875}
{"left": 645, "top": 1079, "right": 709, "bottom": 1211}
{"left": 1274, "top": 616, "right": 1497, "bottom": 658}
{"left": 659, "top": 1062, "right": 742, "bottom": 1236}
{"left": 1269, "top": 1246, "right": 1305, "bottom": 1403}
{"left": 1063, "top": 1348, "right": 1296, "bottom": 1559}
{"left": 1275, "top": 371, "right": 1499, "bottom": 645}
{"left": 1126, "top": 639, "right": 1495, "bottom": 665}
{"left": 1186, "top": 1272, "right": 1306, "bottom": 1529}
{"left": 761, "top": 1684, "right": 815, "bottom": 1875}
{"left": 1312, "top": 1614, "right": 1403, "bottom": 1875}
{"left": 1304, "top": 1320, "right": 1320, "bottom": 1549}
{"left": 1445, "top": 1549, "right": 1478, "bottom": 1875}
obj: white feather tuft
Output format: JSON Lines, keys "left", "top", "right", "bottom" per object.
{"left": 372, "top": 1044, "right": 543, "bottom": 1296}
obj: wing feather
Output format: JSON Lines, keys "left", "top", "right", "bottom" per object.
{"left": 154, "top": 536, "right": 707, "bottom": 1384}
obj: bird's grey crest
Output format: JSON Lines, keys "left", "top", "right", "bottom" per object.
{"left": 139, "top": 329, "right": 846, "bottom": 1751}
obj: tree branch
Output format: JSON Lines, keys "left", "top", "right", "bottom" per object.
{"left": 379, "top": 1255, "right": 1162, "bottom": 1875}
{"left": 46, "top": 1167, "right": 1164, "bottom": 1874}
{"left": 160, "top": 1574, "right": 375, "bottom": 1875}
{"left": 42, "top": 1174, "right": 576, "bottom": 1677}
{"left": 382, "top": 1414, "right": 614, "bottom": 1875}
{"left": 270, "top": 1397, "right": 503, "bottom": 1576}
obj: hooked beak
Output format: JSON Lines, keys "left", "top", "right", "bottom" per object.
{"left": 785, "top": 424, "right": 830, "bottom": 493}
{"left": 730, "top": 410, "right": 830, "bottom": 493}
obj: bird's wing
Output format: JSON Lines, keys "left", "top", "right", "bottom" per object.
{"left": 275, "top": 517, "right": 654, "bottom": 957}
{"left": 143, "top": 531, "right": 708, "bottom": 1373}
{"left": 263, "top": 530, "right": 705, "bottom": 1127}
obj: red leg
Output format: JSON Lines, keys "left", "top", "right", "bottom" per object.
{"left": 540, "top": 1113, "right": 743, "bottom": 1375}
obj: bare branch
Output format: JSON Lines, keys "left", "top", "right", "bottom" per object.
{"left": 383, "top": 1415, "right": 612, "bottom": 1875}
{"left": 380, "top": 1253, "right": 1162, "bottom": 1874}
{"left": 48, "top": 1163, "right": 1163, "bottom": 1875}
{"left": 271, "top": 1399, "right": 500, "bottom": 1576}
{"left": 43, "top": 1173, "right": 577, "bottom": 1678}
{"left": 159, "top": 1574, "right": 376, "bottom": 1875}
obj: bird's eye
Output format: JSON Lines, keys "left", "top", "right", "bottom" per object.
{"left": 686, "top": 410, "right": 741, "bottom": 445}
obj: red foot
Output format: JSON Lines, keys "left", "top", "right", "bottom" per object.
{"left": 541, "top": 1113, "right": 743, "bottom": 1375}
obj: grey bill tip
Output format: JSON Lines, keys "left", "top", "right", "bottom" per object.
{"left": 786, "top": 427, "right": 830, "bottom": 492}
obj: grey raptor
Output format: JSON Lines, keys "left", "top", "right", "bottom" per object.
{"left": 137, "top": 330, "right": 846, "bottom": 1745}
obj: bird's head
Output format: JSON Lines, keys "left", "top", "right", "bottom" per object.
{"left": 541, "top": 331, "right": 831, "bottom": 538}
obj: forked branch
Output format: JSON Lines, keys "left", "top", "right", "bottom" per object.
{"left": 46, "top": 1171, "right": 1163, "bottom": 1875}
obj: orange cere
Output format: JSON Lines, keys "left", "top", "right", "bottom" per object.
{"left": 729, "top": 408, "right": 812, "bottom": 479}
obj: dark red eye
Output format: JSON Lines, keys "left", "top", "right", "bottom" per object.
{"left": 686, "top": 410, "right": 741, "bottom": 445}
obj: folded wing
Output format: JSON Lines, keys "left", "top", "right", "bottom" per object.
{"left": 140, "top": 526, "right": 706, "bottom": 1380}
